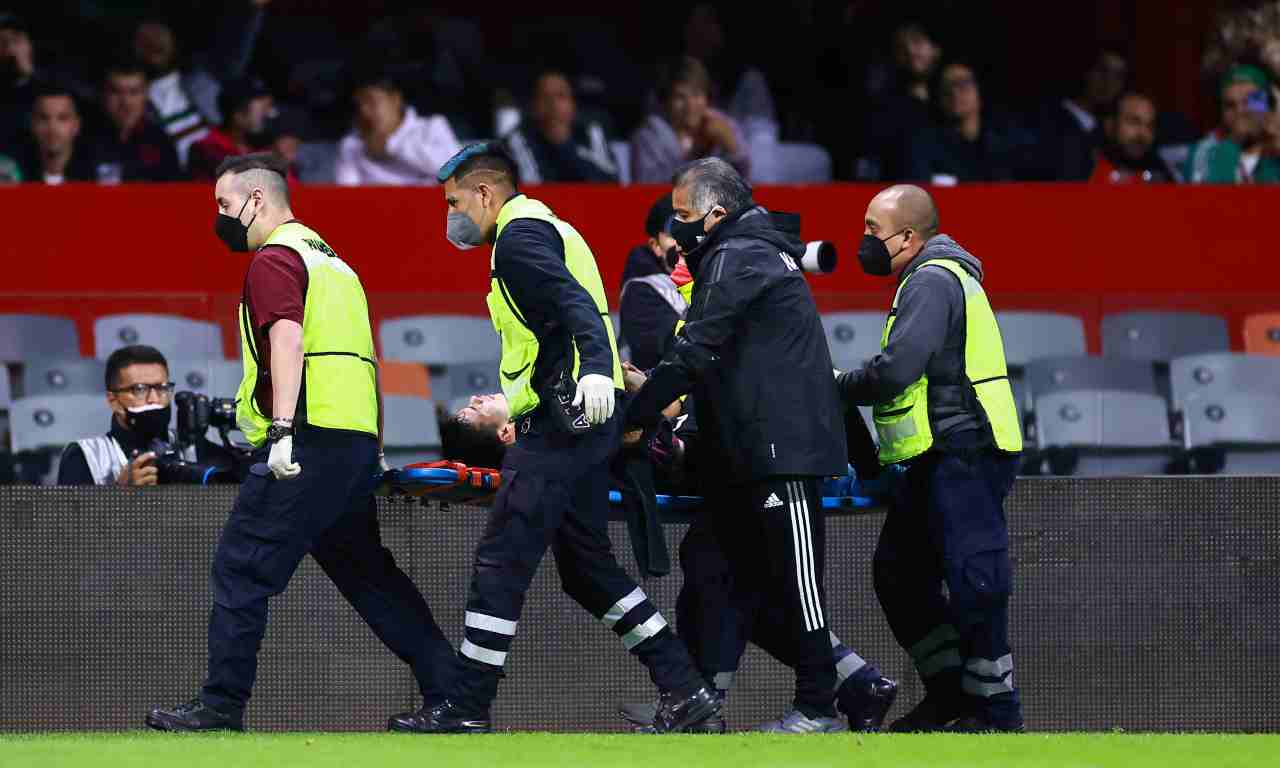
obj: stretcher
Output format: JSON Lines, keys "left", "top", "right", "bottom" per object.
{"left": 381, "top": 462, "right": 879, "bottom": 511}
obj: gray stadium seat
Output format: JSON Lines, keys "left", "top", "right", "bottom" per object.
{"left": 1101, "top": 311, "right": 1229, "bottom": 362}
{"left": 379, "top": 315, "right": 500, "bottom": 365}
{"left": 0, "top": 314, "right": 79, "bottom": 362}
{"left": 996, "top": 312, "right": 1087, "bottom": 368}
{"left": 822, "top": 312, "right": 885, "bottom": 372}
{"left": 1023, "top": 356, "right": 1161, "bottom": 401}
{"left": 167, "top": 359, "right": 244, "bottom": 399}
{"left": 382, "top": 395, "right": 443, "bottom": 468}
{"left": 0, "top": 365, "right": 10, "bottom": 409}
{"left": 1033, "top": 389, "right": 1174, "bottom": 476}
{"left": 1181, "top": 393, "right": 1280, "bottom": 474}
{"left": 94, "top": 314, "right": 224, "bottom": 362}
{"left": 9, "top": 394, "right": 104, "bottom": 452}
{"left": 1169, "top": 353, "right": 1280, "bottom": 408}
{"left": 610, "top": 140, "right": 631, "bottom": 185}
{"left": 433, "top": 363, "right": 500, "bottom": 403}
{"left": 22, "top": 358, "right": 107, "bottom": 397}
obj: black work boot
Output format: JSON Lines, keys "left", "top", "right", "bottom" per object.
{"left": 145, "top": 698, "right": 244, "bottom": 732}
{"left": 836, "top": 675, "right": 899, "bottom": 732}
{"left": 888, "top": 691, "right": 968, "bottom": 733}
{"left": 387, "top": 700, "right": 492, "bottom": 734}
{"left": 653, "top": 685, "right": 721, "bottom": 733}
{"left": 946, "top": 712, "right": 1026, "bottom": 733}
{"left": 620, "top": 690, "right": 727, "bottom": 733}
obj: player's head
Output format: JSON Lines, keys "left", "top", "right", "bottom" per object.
{"left": 438, "top": 142, "right": 519, "bottom": 250}
{"left": 439, "top": 394, "right": 515, "bottom": 468}
{"left": 213, "top": 152, "right": 292, "bottom": 252}
{"left": 862, "top": 184, "right": 938, "bottom": 278}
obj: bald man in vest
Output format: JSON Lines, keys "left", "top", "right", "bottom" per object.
{"left": 386, "top": 143, "right": 717, "bottom": 734}
{"left": 840, "top": 185, "right": 1025, "bottom": 733}
{"left": 147, "top": 152, "right": 455, "bottom": 732}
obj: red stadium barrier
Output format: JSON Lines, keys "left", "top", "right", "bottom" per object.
{"left": 0, "top": 183, "right": 1275, "bottom": 357}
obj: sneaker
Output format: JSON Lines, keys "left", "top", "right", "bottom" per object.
{"left": 887, "top": 693, "right": 967, "bottom": 733}
{"left": 836, "top": 675, "right": 898, "bottom": 731}
{"left": 145, "top": 698, "right": 244, "bottom": 732}
{"left": 620, "top": 698, "right": 726, "bottom": 733}
{"left": 387, "top": 700, "right": 492, "bottom": 734}
{"left": 757, "top": 709, "right": 848, "bottom": 734}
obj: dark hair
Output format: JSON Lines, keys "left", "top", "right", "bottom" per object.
{"left": 656, "top": 56, "right": 712, "bottom": 102}
{"left": 215, "top": 152, "right": 291, "bottom": 204}
{"left": 31, "top": 80, "right": 80, "bottom": 113}
{"left": 436, "top": 141, "right": 519, "bottom": 188}
{"left": 439, "top": 411, "right": 508, "bottom": 469}
{"left": 1104, "top": 90, "right": 1157, "bottom": 121}
{"left": 105, "top": 345, "right": 168, "bottom": 390}
{"left": 103, "top": 57, "right": 148, "bottom": 85}
{"left": 672, "top": 157, "right": 753, "bottom": 215}
{"left": 350, "top": 66, "right": 402, "bottom": 96}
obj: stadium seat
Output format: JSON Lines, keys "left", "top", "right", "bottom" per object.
{"left": 9, "top": 394, "right": 104, "bottom": 452}
{"left": 207, "top": 359, "right": 244, "bottom": 398}
{"left": 0, "top": 365, "right": 11, "bottom": 410}
{"left": 379, "top": 315, "right": 500, "bottom": 365}
{"left": 94, "top": 314, "right": 224, "bottom": 362}
{"left": 1242, "top": 312, "right": 1280, "bottom": 356}
{"left": 165, "top": 359, "right": 243, "bottom": 399}
{"left": 432, "top": 363, "right": 498, "bottom": 402}
{"left": 380, "top": 360, "right": 432, "bottom": 399}
{"left": 1033, "top": 389, "right": 1174, "bottom": 476}
{"left": 822, "top": 312, "right": 885, "bottom": 371}
{"left": 996, "top": 312, "right": 1087, "bottom": 368}
{"left": 382, "top": 395, "right": 442, "bottom": 467}
{"left": 1169, "top": 353, "right": 1279, "bottom": 407}
{"left": 1101, "top": 311, "right": 1229, "bottom": 362}
{"left": 0, "top": 314, "right": 79, "bottom": 362}
{"left": 22, "top": 358, "right": 107, "bottom": 398}
{"left": 610, "top": 140, "right": 631, "bottom": 185}
{"left": 1180, "top": 393, "right": 1280, "bottom": 473}
{"left": 1023, "top": 356, "right": 1161, "bottom": 401}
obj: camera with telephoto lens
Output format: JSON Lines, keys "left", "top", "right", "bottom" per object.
{"left": 147, "top": 392, "right": 246, "bottom": 485}
{"left": 769, "top": 211, "right": 837, "bottom": 274}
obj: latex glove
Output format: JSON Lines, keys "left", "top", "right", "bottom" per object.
{"left": 379, "top": 453, "right": 391, "bottom": 473}
{"left": 268, "top": 435, "right": 302, "bottom": 480}
{"left": 572, "top": 373, "right": 615, "bottom": 425}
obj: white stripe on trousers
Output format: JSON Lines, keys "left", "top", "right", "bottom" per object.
{"left": 787, "top": 481, "right": 823, "bottom": 632}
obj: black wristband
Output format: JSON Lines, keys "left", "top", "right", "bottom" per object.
{"left": 267, "top": 423, "right": 294, "bottom": 442}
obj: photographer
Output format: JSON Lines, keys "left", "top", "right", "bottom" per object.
{"left": 57, "top": 345, "right": 225, "bottom": 486}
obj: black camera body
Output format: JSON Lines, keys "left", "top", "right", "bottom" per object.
{"left": 146, "top": 392, "right": 247, "bottom": 485}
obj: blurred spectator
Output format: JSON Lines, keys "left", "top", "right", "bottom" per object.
{"left": 1186, "top": 65, "right": 1280, "bottom": 184}
{"left": 681, "top": 3, "right": 776, "bottom": 131}
{"left": 260, "top": 104, "right": 308, "bottom": 177}
{"left": 904, "top": 60, "right": 1034, "bottom": 183}
{"left": 131, "top": 2, "right": 269, "bottom": 167}
{"left": 85, "top": 59, "right": 180, "bottom": 182}
{"left": 619, "top": 194, "right": 686, "bottom": 370}
{"left": 1033, "top": 48, "right": 1129, "bottom": 180}
{"left": 630, "top": 56, "right": 749, "bottom": 183}
{"left": 0, "top": 151, "right": 18, "bottom": 182}
{"left": 1088, "top": 92, "right": 1170, "bottom": 184}
{"left": 187, "top": 75, "right": 273, "bottom": 181}
{"left": 334, "top": 69, "right": 461, "bottom": 186}
{"left": 504, "top": 70, "right": 618, "bottom": 183}
{"left": 862, "top": 23, "right": 942, "bottom": 180}
{"left": 0, "top": 11, "right": 34, "bottom": 148}
{"left": 18, "top": 83, "right": 95, "bottom": 184}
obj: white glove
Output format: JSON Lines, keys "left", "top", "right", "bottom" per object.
{"left": 268, "top": 435, "right": 302, "bottom": 480}
{"left": 379, "top": 453, "right": 391, "bottom": 473}
{"left": 573, "top": 373, "right": 616, "bottom": 425}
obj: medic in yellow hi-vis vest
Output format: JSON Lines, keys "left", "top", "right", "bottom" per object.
{"left": 834, "top": 185, "right": 1026, "bottom": 734}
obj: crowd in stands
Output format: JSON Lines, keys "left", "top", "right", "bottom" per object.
{"left": 3, "top": 2, "right": 1280, "bottom": 186}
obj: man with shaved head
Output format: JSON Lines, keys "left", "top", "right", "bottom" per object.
{"left": 840, "top": 184, "right": 1025, "bottom": 733}
{"left": 148, "top": 152, "right": 457, "bottom": 732}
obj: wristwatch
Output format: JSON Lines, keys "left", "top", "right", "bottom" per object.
{"left": 267, "top": 421, "right": 294, "bottom": 442}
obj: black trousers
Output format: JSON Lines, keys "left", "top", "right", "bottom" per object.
{"left": 873, "top": 448, "right": 1021, "bottom": 722}
{"left": 450, "top": 410, "right": 701, "bottom": 715}
{"left": 201, "top": 427, "right": 455, "bottom": 713}
{"left": 702, "top": 476, "right": 836, "bottom": 717}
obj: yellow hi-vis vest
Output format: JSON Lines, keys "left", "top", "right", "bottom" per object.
{"left": 486, "top": 195, "right": 623, "bottom": 419}
{"left": 236, "top": 222, "right": 379, "bottom": 447}
{"left": 872, "top": 258, "right": 1023, "bottom": 464}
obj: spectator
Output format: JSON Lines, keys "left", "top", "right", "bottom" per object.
{"left": 1034, "top": 48, "right": 1129, "bottom": 180}
{"left": 1088, "top": 92, "right": 1171, "bottom": 184}
{"left": 0, "top": 11, "right": 34, "bottom": 149}
{"left": 334, "top": 69, "right": 461, "bottom": 186}
{"left": 131, "top": 2, "right": 269, "bottom": 167}
{"left": 681, "top": 3, "right": 776, "bottom": 132}
{"left": 863, "top": 23, "right": 943, "bottom": 180}
{"left": 85, "top": 59, "right": 180, "bottom": 182}
{"left": 504, "top": 69, "right": 618, "bottom": 183}
{"left": 630, "top": 56, "right": 749, "bottom": 183}
{"left": 619, "top": 194, "right": 687, "bottom": 370}
{"left": 18, "top": 83, "right": 95, "bottom": 184}
{"left": 904, "top": 61, "right": 1034, "bottom": 183}
{"left": 187, "top": 75, "right": 274, "bottom": 181}
{"left": 1186, "top": 65, "right": 1280, "bottom": 184}
{"left": 260, "top": 104, "right": 308, "bottom": 178}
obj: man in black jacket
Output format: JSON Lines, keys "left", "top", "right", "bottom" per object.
{"left": 626, "top": 157, "right": 848, "bottom": 733}
{"left": 619, "top": 194, "right": 686, "bottom": 370}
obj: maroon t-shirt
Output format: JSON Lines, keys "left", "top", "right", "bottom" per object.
{"left": 242, "top": 243, "right": 307, "bottom": 418}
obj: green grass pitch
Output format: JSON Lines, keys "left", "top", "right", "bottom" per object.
{"left": 2, "top": 733, "right": 1276, "bottom": 768}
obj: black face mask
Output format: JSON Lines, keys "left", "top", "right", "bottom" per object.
{"left": 125, "top": 404, "right": 172, "bottom": 442}
{"left": 857, "top": 229, "right": 910, "bottom": 276}
{"left": 214, "top": 197, "right": 257, "bottom": 252}
{"left": 667, "top": 209, "right": 713, "bottom": 256}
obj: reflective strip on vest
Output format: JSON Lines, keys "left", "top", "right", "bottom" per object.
{"left": 621, "top": 274, "right": 688, "bottom": 318}
{"left": 872, "top": 258, "right": 1023, "bottom": 463}
{"left": 237, "top": 222, "right": 379, "bottom": 447}
{"left": 76, "top": 435, "right": 129, "bottom": 485}
{"left": 487, "top": 195, "right": 623, "bottom": 419}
